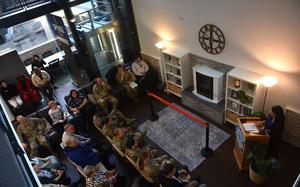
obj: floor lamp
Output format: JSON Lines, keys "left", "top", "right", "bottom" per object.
{"left": 155, "top": 41, "right": 167, "bottom": 90}
{"left": 261, "top": 76, "right": 277, "bottom": 113}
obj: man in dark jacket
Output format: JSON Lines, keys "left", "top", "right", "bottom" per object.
{"left": 63, "top": 136, "right": 101, "bottom": 168}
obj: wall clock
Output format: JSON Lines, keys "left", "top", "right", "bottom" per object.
{"left": 198, "top": 24, "right": 225, "bottom": 55}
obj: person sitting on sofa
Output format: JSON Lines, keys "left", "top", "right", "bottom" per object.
{"left": 31, "top": 67, "right": 53, "bottom": 101}
{"left": 93, "top": 76, "right": 119, "bottom": 115}
{"left": 62, "top": 123, "right": 92, "bottom": 146}
{"left": 32, "top": 163, "right": 70, "bottom": 186}
{"left": 1, "top": 80, "right": 23, "bottom": 110}
{"left": 63, "top": 136, "right": 110, "bottom": 168}
{"left": 67, "top": 89, "right": 94, "bottom": 133}
{"left": 62, "top": 123, "right": 111, "bottom": 153}
{"left": 48, "top": 101, "right": 67, "bottom": 134}
{"left": 16, "top": 74, "right": 41, "bottom": 105}
{"left": 23, "top": 143, "right": 64, "bottom": 170}
{"left": 116, "top": 64, "right": 139, "bottom": 102}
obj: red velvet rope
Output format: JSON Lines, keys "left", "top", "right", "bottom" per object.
{"left": 147, "top": 92, "right": 208, "bottom": 128}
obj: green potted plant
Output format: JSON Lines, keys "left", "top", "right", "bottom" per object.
{"left": 247, "top": 142, "right": 280, "bottom": 184}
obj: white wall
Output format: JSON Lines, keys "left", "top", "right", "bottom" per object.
{"left": 132, "top": 0, "right": 300, "bottom": 113}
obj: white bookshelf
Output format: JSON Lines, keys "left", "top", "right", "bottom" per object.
{"left": 225, "top": 67, "right": 265, "bottom": 124}
{"left": 162, "top": 48, "right": 191, "bottom": 97}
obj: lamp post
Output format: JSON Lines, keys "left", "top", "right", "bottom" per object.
{"left": 155, "top": 41, "right": 167, "bottom": 88}
{"left": 261, "top": 76, "right": 277, "bottom": 113}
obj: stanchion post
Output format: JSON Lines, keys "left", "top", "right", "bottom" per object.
{"left": 147, "top": 92, "right": 159, "bottom": 121}
{"left": 201, "top": 124, "right": 213, "bottom": 158}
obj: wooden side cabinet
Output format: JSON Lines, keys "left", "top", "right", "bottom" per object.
{"left": 162, "top": 48, "right": 191, "bottom": 97}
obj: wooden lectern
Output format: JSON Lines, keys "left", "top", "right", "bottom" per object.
{"left": 233, "top": 117, "right": 270, "bottom": 171}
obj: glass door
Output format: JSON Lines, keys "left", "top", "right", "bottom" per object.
{"left": 87, "top": 26, "right": 122, "bottom": 75}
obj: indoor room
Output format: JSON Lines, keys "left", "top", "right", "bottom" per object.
{"left": 0, "top": 0, "right": 299, "bottom": 187}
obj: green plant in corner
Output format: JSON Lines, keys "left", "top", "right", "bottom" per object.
{"left": 247, "top": 142, "right": 280, "bottom": 184}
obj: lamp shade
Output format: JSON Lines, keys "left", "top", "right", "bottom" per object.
{"left": 261, "top": 76, "right": 277, "bottom": 87}
{"left": 70, "top": 17, "right": 76, "bottom": 23}
{"left": 155, "top": 41, "right": 166, "bottom": 49}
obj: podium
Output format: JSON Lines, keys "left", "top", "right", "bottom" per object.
{"left": 233, "top": 117, "right": 270, "bottom": 171}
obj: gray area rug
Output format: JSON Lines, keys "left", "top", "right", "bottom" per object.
{"left": 138, "top": 105, "right": 230, "bottom": 171}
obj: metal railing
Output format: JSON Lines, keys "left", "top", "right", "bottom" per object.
{"left": 0, "top": 0, "right": 54, "bottom": 17}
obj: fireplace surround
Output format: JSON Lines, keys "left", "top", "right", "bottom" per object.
{"left": 192, "top": 65, "right": 224, "bottom": 104}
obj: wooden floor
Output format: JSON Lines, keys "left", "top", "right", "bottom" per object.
{"left": 55, "top": 82, "right": 300, "bottom": 187}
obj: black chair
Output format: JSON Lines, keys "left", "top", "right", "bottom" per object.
{"left": 23, "top": 58, "right": 32, "bottom": 66}
{"left": 42, "top": 50, "right": 54, "bottom": 58}
{"left": 48, "top": 59, "right": 60, "bottom": 72}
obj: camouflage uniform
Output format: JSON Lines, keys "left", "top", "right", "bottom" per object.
{"left": 92, "top": 81, "right": 119, "bottom": 114}
{"left": 16, "top": 118, "right": 53, "bottom": 157}
{"left": 93, "top": 109, "right": 135, "bottom": 129}
{"left": 116, "top": 71, "right": 138, "bottom": 101}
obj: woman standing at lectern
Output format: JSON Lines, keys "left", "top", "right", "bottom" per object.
{"left": 264, "top": 105, "right": 285, "bottom": 158}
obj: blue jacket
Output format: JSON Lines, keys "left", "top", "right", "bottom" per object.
{"left": 64, "top": 145, "right": 100, "bottom": 168}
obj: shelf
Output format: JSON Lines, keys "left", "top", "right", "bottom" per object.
{"left": 227, "top": 98, "right": 253, "bottom": 109}
{"left": 167, "top": 81, "right": 182, "bottom": 88}
{"left": 166, "top": 72, "right": 182, "bottom": 79}
{"left": 165, "top": 62, "right": 180, "bottom": 69}
{"left": 228, "top": 86, "right": 241, "bottom": 92}
{"left": 168, "top": 89, "right": 181, "bottom": 97}
{"left": 226, "top": 107, "right": 239, "bottom": 114}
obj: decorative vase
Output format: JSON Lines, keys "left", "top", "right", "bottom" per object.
{"left": 249, "top": 166, "right": 269, "bottom": 184}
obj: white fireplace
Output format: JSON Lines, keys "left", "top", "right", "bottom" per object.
{"left": 192, "top": 65, "right": 224, "bottom": 104}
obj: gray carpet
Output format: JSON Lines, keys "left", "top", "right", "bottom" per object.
{"left": 138, "top": 104, "right": 230, "bottom": 171}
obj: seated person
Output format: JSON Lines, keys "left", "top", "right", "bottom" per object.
{"left": 159, "top": 163, "right": 200, "bottom": 187}
{"left": 31, "top": 67, "right": 53, "bottom": 101}
{"left": 93, "top": 76, "right": 119, "bottom": 115}
{"left": 23, "top": 143, "right": 64, "bottom": 170}
{"left": 32, "top": 163, "right": 70, "bottom": 186}
{"left": 62, "top": 123, "right": 92, "bottom": 147}
{"left": 16, "top": 115, "right": 54, "bottom": 157}
{"left": 16, "top": 74, "right": 41, "bottom": 105}
{"left": 116, "top": 64, "right": 139, "bottom": 102}
{"left": 83, "top": 165, "right": 118, "bottom": 187}
{"left": 0, "top": 80, "right": 23, "bottom": 110}
{"left": 48, "top": 101, "right": 67, "bottom": 133}
{"left": 131, "top": 55, "right": 149, "bottom": 79}
{"left": 93, "top": 108, "right": 136, "bottom": 131}
{"left": 67, "top": 89, "right": 94, "bottom": 133}
{"left": 62, "top": 123, "right": 111, "bottom": 154}
{"left": 131, "top": 55, "right": 156, "bottom": 90}
{"left": 63, "top": 136, "right": 104, "bottom": 168}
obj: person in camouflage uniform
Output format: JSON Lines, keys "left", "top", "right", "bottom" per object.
{"left": 16, "top": 115, "right": 54, "bottom": 157}
{"left": 93, "top": 108, "right": 135, "bottom": 130}
{"left": 92, "top": 77, "right": 119, "bottom": 115}
{"left": 116, "top": 64, "right": 139, "bottom": 102}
